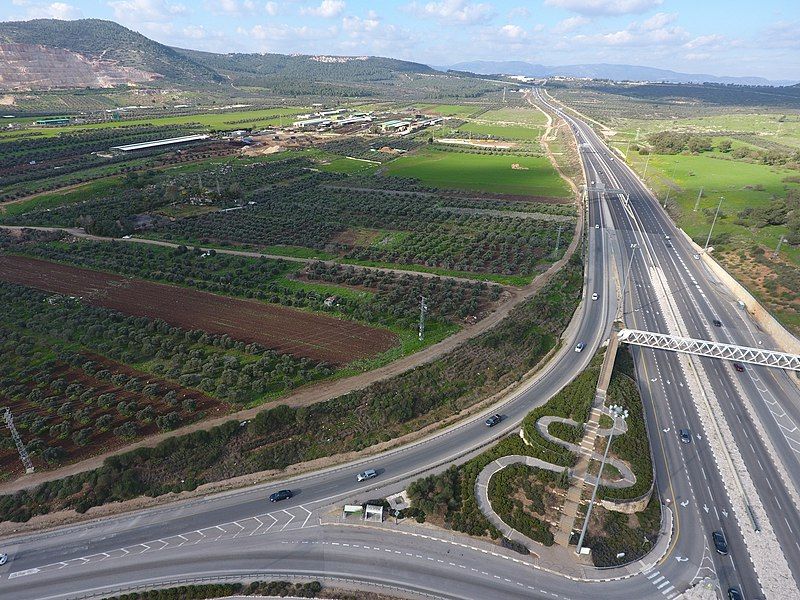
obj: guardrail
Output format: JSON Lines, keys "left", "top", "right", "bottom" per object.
{"left": 63, "top": 572, "right": 448, "bottom": 600}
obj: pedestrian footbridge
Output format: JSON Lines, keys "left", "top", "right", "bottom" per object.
{"left": 618, "top": 329, "right": 800, "bottom": 371}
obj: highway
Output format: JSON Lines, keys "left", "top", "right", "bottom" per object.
{"left": 535, "top": 88, "right": 800, "bottom": 597}
{"left": 1, "top": 89, "right": 798, "bottom": 599}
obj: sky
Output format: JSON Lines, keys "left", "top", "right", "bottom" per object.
{"left": 3, "top": 0, "right": 799, "bottom": 80}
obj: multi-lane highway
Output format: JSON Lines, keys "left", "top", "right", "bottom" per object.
{"left": 536, "top": 87, "right": 800, "bottom": 597}
{"left": 2, "top": 89, "right": 798, "bottom": 599}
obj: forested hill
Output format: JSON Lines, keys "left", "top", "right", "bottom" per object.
{"left": 177, "top": 48, "right": 435, "bottom": 86}
{"left": 0, "top": 18, "right": 437, "bottom": 91}
{"left": 0, "top": 19, "right": 221, "bottom": 84}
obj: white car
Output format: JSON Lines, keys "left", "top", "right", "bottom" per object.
{"left": 0, "top": 553, "right": 7, "bottom": 566}
{"left": 575, "top": 342, "right": 586, "bottom": 353}
{"left": 357, "top": 469, "right": 377, "bottom": 482}
{"left": 595, "top": 224, "right": 599, "bottom": 229}
{"left": 693, "top": 254, "right": 700, "bottom": 260}
{"left": 591, "top": 292, "right": 598, "bottom": 301}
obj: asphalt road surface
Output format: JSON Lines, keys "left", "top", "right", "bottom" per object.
{"left": 2, "top": 89, "right": 798, "bottom": 599}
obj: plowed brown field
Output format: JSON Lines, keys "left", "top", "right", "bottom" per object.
{"left": 0, "top": 255, "right": 396, "bottom": 364}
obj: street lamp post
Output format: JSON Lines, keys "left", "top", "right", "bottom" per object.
{"left": 704, "top": 197, "right": 724, "bottom": 252}
{"left": 621, "top": 243, "right": 638, "bottom": 318}
{"left": 575, "top": 404, "right": 629, "bottom": 556}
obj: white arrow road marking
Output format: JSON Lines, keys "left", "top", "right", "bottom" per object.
{"left": 703, "top": 504, "right": 709, "bottom": 513}
{"left": 675, "top": 557, "right": 688, "bottom": 563}
{"left": 280, "top": 509, "right": 296, "bottom": 531}
{"left": 680, "top": 500, "right": 689, "bottom": 507}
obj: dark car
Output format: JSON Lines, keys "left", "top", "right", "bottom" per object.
{"left": 269, "top": 489, "right": 293, "bottom": 502}
{"left": 679, "top": 429, "right": 691, "bottom": 444}
{"left": 485, "top": 414, "right": 502, "bottom": 427}
{"left": 713, "top": 319, "right": 722, "bottom": 327}
{"left": 727, "top": 588, "right": 742, "bottom": 600}
{"left": 733, "top": 362, "right": 745, "bottom": 373}
{"left": 713, "top": 530, "right": 729, "bottom": 555}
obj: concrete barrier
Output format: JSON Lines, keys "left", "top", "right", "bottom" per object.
{"left": 678, "top": 229, "right": 800, "bottom": 356}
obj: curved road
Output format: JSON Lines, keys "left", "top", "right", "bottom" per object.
{"left": 1, "top": 90, "right": 776, "bottom": 599}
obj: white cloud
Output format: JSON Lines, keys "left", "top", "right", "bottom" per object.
{"left": 508, "top": 6, "right": 530, "bottom": 18}
{"left": 108, "top": 0, "right": 186, "bottom": 22}
{"left": 761, "top": 20, "right": 800, "bottom": 49}
{"left": 182, "top": 24, "right": 207, "bottom": 39}
{"left": 408, "top": 0, "right": 495, "bottom": 25}
{"left": 499, "top": 24, "right": 527, "bottom": 40}
{"left": 22, "top": 1, "right": 82, "bottom": 19}
{"left": 544, "top": 0, "right": 662, "bottom": 16}
{"left": 641, "top": 12, "right": 676, "bottom": 31}
{"left": 683, "top": 34, "right": 723, "bottom": 49}
{"left": 573, "top": 18, "right": 688, "bottom": 47}
{"left": 553, "top": 15, "right": 589, "bottom": 33}
{"left": 264, "top": 1, "right": 278, "bottom": 16}
{"left": 301, "top": 0, "right": 346, "bottom": 18}
{"left": 342, "top": 12, "right": 381, "bottom": 34}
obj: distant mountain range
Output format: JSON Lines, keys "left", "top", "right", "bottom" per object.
{"left": 0, "top": 19, "right": 795, "bottom": 92}
{"left": 444, "top": 60, "right": 799, "bottom": 87}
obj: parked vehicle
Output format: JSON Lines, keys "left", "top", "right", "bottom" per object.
{"left": 485, "top": 414, "right": 502, "bottom": 427}
{"left": 713, "top": 530, "right": 729, "bottom": 555}
{"left": 357, "top": 469, "right": 377, "bottom": 482}
{"left": 269, "top": 489, "right": 293, "bottom": 502}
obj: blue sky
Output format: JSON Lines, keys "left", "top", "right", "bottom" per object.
{"left": 3, "top": 1, "right": 799, "bottom": 79}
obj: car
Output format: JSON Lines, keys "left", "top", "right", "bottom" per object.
{"left": 727, "top": 588, "right": 742, "bottom": 600}
{"left": 591, "top": 292, "right": 598, "bottom": 301}
{"left": 713, "top": 319, "right": 722, "bottom": 327}
{"left": 713, "top": 530, "right": 729, "bottom": 555}
{"left": 0, "top": 553, "right": 7, "bottom": 566}
{"left": 485, "top": 414, "right": 502, "bottom": 427}
{"left": 269, "top": 489, "right": 293, "bottom": 502}
{"left": 665, "top": 242, "right": 672, "bottom": 248}
{"left": 693, "top": 253, "right": 700, "bottom": 260}
{"left": 595, "top": 224, "right": 600, "bottom": 228}
{"left": 679, "top": 429, "right": 691, "bottom": 444}
{"left": 733, "top": 362, "right": 745, "bottom": 373}
{"left": 665, "top": 235, "right": 671, "bottom": 240}
{"left": 575, "top": 342, "right": 586, "bottom": 353}
{"left": 357, "top": 469, "right": 378, "bottom": 482}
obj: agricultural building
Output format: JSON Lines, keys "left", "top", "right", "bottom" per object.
{"left": 33, "top": 117, "right": 70, "bottom": 126}
{"left": 380, "top": 119, "right": 410, "bottom": 132}
{"left": 293, "top": 117, "right": 331, "bottom": 129}
{"left": 110, "top": 134, "right": 210, "bottom": 153}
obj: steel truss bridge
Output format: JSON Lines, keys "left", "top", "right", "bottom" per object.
{"left": 619, "top": 329, "right": 800, "bottom": 371}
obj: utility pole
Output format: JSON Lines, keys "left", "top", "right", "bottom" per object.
{"left": 575, "top": 404, "right": 628, "bottom": 556}
{"left": 418, "top": 296, "right": 428, "bottom": 342}
{"left": 642, "top": 154, "right": 652, "bottom": 180}
{"left": 3, "top": 408, "right": 34, "bottom": 474}
{"left": 693, "top": 187, "right": 704, "bottom": 212}
{"left": 621, "top": 244, "right": 639, "bottom": 317}
{"left": 554, "top": 224, "right": 563, "bottom": 256}
{"left": 704, "top": 197, "right": 724, "bottom": 252}
{"left": 773, "top": 236, "right": 787, "bottom": 258}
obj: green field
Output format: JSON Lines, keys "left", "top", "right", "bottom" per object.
{"left": 385, "top": 148, "right": 571, "bottom": 198}
{"left": 625, "top": 150, "right": 798, "bottom": 250}
{"left": 479, "top": 107, "right": 548, "bottom": 126}
{"left": 615, "top": 113, "right": 800, "bottom": 150}
{"left": 319, "top": 156, "right": 380, "bottom": 174}
{"left": 415, "top": 103, "right": 482, "bottom": 117}
{"left": 0, "top": 107, "right": 307, "bottom": 141}
{"left": 456, "top": 121, "right": 543, "bottom": 141}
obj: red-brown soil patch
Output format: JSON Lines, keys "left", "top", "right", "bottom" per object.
{"left": 0, "top": 255, "right": 397, "bottom": 364}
